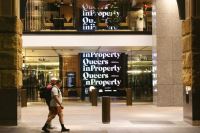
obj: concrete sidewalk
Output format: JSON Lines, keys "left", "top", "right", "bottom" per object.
{"left": 1, "top": 101, "right": 200, "bottom": 133}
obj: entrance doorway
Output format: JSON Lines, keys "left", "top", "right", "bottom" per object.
{"left": 22, "top": 46, "right": 152, "bottom": 102}
{"left": 22, "top": 50, "right": 59, "bottom": 101}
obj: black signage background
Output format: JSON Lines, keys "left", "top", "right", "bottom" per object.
{"left": 80, "top": 8, "right": 97, "bottom": 32}
{"left": 80, "top": 52, "right": 128, "bottom": 96}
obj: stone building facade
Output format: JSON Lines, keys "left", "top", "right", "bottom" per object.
{"left": 0, "top": 0, "right": 22, "bottom": 125}
{"left": 182, "top": 0, "right": 200, "bottom": 125}
{"left": 0, "top": 0, "right": 200, "bottom": 126}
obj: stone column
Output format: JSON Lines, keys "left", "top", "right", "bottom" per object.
{"left": 0, "top": 0, "right": 20, "bottom": 17}
{"left": 152, "top": 0, "right": 183, "bottom": 106}
{"left": 0, "top": 0, "right": 22, "bottom": 126}
{"left": 182, "top": 0, "right": 200, "bottom": 125}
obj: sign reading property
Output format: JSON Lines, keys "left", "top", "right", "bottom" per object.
{"left": 80, "top": 4, "right": 120, "bottom": 31}
{"left": 80, "top": 52, "right": 127, "bottom": 94}
{"left": 81, "top": 4, "right": 96, "bottom": 31}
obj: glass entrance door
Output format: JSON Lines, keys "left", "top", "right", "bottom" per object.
{"left": 22, "top": 56, "right": 59, "bottom": 101}
{"left": 128, "top": 54, "right": 153, "bottom": 102}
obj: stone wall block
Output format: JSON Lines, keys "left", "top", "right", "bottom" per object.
{"left": 0, "top": 52, "right": 22, "bottom": 70}
{"left": 182, "top": 19, "right": 191, "bottom": 36}
{"left": 0, "top": 17, "right": 22, "bottom": 35}
{"left": 182, "top": 52, "right": 192, "bottom": 68}
{"left": 182, "top": 68, "right": 192, "bottom": 86}
{"left": 182, "top": 35, "right": 191, "bottom": 52}
{"left": 0, "top": 70, "right": 22, "bottom": 89}
{"left": 18, "top": 54, "right": 23, "bottom": 70}
{"left": 0, "top": 33, "right": 22, "bottom": 53}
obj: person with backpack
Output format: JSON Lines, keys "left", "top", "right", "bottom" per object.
{"left": 46, "top": 80, "right": 55, "bottom": 129}
{"left": 40, "top": 78, "right": 57, "bottom": 129}
{"left": 42, "top": 79, "right": 70, "bottom": 133}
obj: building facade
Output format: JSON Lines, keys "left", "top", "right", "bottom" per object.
{"left": 0, "top": 0, "right": 200, "bottom": 126}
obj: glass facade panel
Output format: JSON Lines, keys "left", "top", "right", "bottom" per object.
{"left": 20, "top": 0, "right": 152, "bottom": 33}
{"left": 128, "top": 54, "right": 153, "bottom": 101}
{"left": 22, "top": 47, "right": 152, "bottom": 102}
{"left": 22, "top": 56, "right": 59, "bottom": 101}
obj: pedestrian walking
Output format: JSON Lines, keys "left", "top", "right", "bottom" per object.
{"left": 42, "top": 79, "right": 70, "bottom": 132}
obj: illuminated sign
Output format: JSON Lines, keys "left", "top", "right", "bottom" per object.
{"left": 80, "top": 52, "right": 127, "bottom": 95}
{"left": 80, "top": 4, "right": 120, "bottom": 31}
{"left": 81, "top": 4, "right": 96, "bottom": 31}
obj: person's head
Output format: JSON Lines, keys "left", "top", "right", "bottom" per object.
{"left": 55, "top": 79, "right": 62, "bottom": 88}
{"left": 50, "top": 78, "right": 57, "bottom": 85}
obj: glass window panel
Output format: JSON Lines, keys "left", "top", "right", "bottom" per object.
{"left": 20, "top": 0, "right": 152, "bottom": 33}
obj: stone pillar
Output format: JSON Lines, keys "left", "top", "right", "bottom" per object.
{"left": 152, "top": 0, "right": 183, "bottom": 106}
{"left": 182, "top": 0, "right": 200, "bottom": 125}
{"left": 0, "top": 0, "right": 20, "bottom": 18}
{"left": 0, "top": 0, "right": 22, "bottom": 126}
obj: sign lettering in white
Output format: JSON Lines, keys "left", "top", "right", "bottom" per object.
{"left": 81, "top": 4, "right": 120, "bottom": 31}
{"left": 81, "top": 52, "right": 125, "bottom": 93}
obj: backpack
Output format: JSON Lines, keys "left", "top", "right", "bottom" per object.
{"left": 40, "top": 85, "right": 52, "bottom": 105}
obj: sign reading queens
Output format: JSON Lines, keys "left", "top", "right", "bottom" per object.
{"left": 80, "top": 52, "right": 128, "bottom": 95}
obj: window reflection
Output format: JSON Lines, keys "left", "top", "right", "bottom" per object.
{"left": 20, "top": 0, "right": 152, "bottom": 33}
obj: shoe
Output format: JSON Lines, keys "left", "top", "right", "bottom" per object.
{"left": 48, "top": 126, "right": 55, "bottom": 129}
{"left": 47, "top": 125, "right": 55, "bottom": 129}
{"left": 61, "top": 127, "right": 70, "bottom": 132}
{"left": 42, "top": 126, "right": 50, "bottom": 133}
